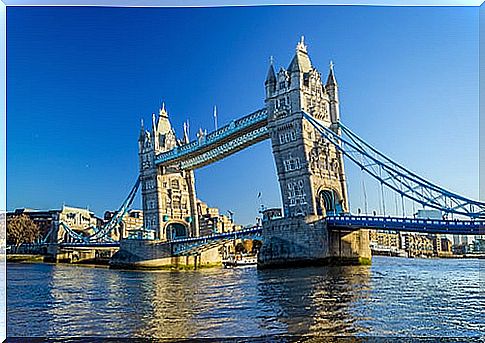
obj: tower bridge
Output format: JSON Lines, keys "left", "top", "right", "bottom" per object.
{"left": 58, "top": 37, "right": 484, "bottom": 268}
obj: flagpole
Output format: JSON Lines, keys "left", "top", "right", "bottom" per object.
{"left": 214, "top": 105, "right": 218, "bottom": 130}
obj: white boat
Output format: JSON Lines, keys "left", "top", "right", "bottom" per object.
{"left": 222, "top": 254, "right": 258, "bottom": 267}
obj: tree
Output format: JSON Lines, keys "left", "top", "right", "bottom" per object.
{"left": 7, "top": 214, "right": 41, "bottom": 248}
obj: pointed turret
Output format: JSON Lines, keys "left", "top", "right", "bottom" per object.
{"left": 265, "top": 61, "right": 276, "bottom": 85}
{"left": 326, "top": 61, "right": 340, "bottom": 125}
{"left": 326, "top": 61, "right": 337, "bottom": 86}
{"left": 138, "top": 118, "right": 145, "bottom": 142}
{"left": 265, "top": 57, "right": 277, "bottom": 98}
{"left": 288, "top": 36, "right": 312, "bottom": 73}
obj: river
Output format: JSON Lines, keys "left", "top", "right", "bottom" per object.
{"left": 6, "top": 256, "right": 484, "bottom": 338}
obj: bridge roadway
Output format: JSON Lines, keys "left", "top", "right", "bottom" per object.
{"left": 326, "top": 215, "right": 485, "bottom": 235}
{"left": 59, "top": 216, "right": 483, "bottom": 255}
{"left": 155, "top": 109, "right": 268, "bottom": 170}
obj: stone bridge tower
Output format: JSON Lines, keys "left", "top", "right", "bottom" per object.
{"left": 138, "top": 105, "right": 199, "bottom": 241}
{"left": 259, "top": 38, "right": 370, "bottom": 267}
{"left": 266, "top": 37, "right": 349, "bottom": 218}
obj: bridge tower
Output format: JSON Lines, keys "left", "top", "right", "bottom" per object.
{"left": 266, "top": 37, "right": 349, "bottom": 218}
{"left": 138, "top": 105, "right": 199, "bottom": 240}
{"left": 259, "top": 38, "right": 370, "bottom": 267}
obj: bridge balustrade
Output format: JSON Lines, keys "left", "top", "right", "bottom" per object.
{"left": 326, "top": 215, "right": 484, "bottom": 235}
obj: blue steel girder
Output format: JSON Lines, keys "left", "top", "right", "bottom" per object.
{"left": 171, "top": 226, "right": 263, "bottom": 256}
{"left": 155, "top": 109, "right": 269, "bottom": 170}
{"left": 327, "top": 215, "right": 485, "bottom": 235}
{"left": 303, "top": 112, "right": 485, "bottom": 219}
{"left": 59, "top": 177, "right": 141, "bottom": 243}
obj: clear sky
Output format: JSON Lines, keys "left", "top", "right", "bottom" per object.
{"left": 7, "top": 5, "right": 478, "bottom": 225}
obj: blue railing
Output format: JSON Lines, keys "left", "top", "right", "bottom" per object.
{"left": 326, "top": 215, "right": 485, "bottom": 235}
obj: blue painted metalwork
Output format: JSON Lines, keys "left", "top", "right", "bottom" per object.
{"left": 303, "top": 112, "right": 485, "bottom": 219}
{"left": 60, "top": 242, "right": 120, "bottom": 248}
{"left": 59, "top": 177, "right": 141, "bottom": 243}
{"left": 326, "top": 215, "right": 485, "bottom": 235}
{"left": 155, "top": 109, "right": 268, "bottom": 169}
{"left": 171, "top": 226, "right": 263, "bottom": 256}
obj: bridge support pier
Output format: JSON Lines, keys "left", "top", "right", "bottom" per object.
{"left": 257, "top": 216, "right": 371, "bottom": 268}
{"left": 109, "top": 239, "right": 223, "bottom": 270}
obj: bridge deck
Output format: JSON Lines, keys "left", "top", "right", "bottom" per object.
{"left": 326, "top": 215, "right": 484, "bottom": 235}
{"left": 155, "top": 109, "right": 268, "bottom": 170}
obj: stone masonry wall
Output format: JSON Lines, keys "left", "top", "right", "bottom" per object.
{"left": 109, "top": 239, "right": 222, "bottom": 269}
{"left": 258, "top": 215, "right": 371, "bottom": 268}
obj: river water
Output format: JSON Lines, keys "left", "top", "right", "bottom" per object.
{"left": 6, "top": 257, "right": 484, "bottom": 338}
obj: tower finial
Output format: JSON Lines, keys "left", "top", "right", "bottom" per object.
{"left": 213, "top": 105, "right": 218, "bottom": 130}
{"left": 326, "top": 60, "right": 337, "bottom": 86}
{"left": 159, "top": 101, "right": 168, "bottom": 117}
{"left": 269, "top": 55, "right": 274, "bottom": 65}
{"left": 296, "top": 35, "right": 307, "bottom": 52}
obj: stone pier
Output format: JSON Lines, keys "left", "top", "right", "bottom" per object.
{"left": 257, "top": 216, "right": 371, "bottom": 268}
{"left": 109, "top": 239, "right": 223, "bottom": 270}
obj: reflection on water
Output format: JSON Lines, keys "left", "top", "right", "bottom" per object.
{"left": 7, "top": 257, "right": 484, "bottom": 338}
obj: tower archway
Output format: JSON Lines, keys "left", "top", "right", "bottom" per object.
{"left": 165, "top": 222, "right": 189, "bottom": 240}
{"left": 316, "top": 189, "right": 341, "bottom": 216}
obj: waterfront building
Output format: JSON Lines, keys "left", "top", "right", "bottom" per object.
{"left": 401, "top": 233, "right": 434, "bottom": 257}
{"left": 439, "top": 237, "right": 453, "bottom": 256}
{"left": 369, "top": 230, "right": 453, "bottom": 257}
{"left": 8, "top": 206, "right": 102, "bottom": 243}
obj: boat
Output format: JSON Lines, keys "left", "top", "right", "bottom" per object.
{"left": 222, "top": 254, "right": 258, "bottom": 267}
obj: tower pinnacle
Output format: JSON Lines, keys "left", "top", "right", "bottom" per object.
{"left": 296, "top": 36, "right": 307, "bottom": 53}
{"left": 326, "top": 60, "right": 337, "bottom": 86}
{"left": 159, "top": 102, "right": 168, "bottom": 118}
{"left": 288, "top": 36, "right": 312, "bottom": 73}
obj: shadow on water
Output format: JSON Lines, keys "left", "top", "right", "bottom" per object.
{"left": 255, "top": 265, "right": 371, "bottom": 336}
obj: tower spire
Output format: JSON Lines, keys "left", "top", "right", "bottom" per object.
{"left": 265, "top": 57, "right": 276, "bottom": 85}
{"left": 326, "top": 60, "right": 337, "bottom": 86}
{"left": 288, "top": 36, "right": 311, "bottom": 73}
{"left": 296, "top": 35, "right": 307, "bottom": 52}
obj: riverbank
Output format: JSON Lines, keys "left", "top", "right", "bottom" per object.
{"left": 7, "top": 254, "right": 45, "bottom": 263}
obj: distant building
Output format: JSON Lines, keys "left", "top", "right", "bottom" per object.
{"left": 8, "top": 206, "right": 102, "bottom": 243}
{"left": 401, "top": 233, "right": 434, "bottom": 257}
{"left": 197, "top": 200, "right": 242, "bottom": 236}
{"left": 104, "top": 209, "right": 144, "bottom": 240}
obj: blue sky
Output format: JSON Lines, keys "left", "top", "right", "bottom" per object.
{"left": 7, "top": 6, "right": 478, "bottom": 224}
